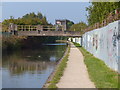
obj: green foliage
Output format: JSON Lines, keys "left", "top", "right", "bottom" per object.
{"left": 2, "top": 12, "right": 49, "bottom": 26}
{"left": 74, "top": 42, "right": 119, "bottom": 88}
{"left": 69, "top": 22, "right": 87, "bottom": 33}
{"left": 2, "top": 36, "right": 26, "bottom": 50}
{"left": 86, "top": 2, "right": 120, "bottom": 25}
{"left": 67, "top": 21, "right": 74, "bottom": 30}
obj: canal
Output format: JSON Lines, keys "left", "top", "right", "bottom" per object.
{"left": 2, "top": 43, "right": 67, "bottom": 88}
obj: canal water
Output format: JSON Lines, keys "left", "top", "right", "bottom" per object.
{"left": 2, "top": 43, "right": 67, "bottom": 88}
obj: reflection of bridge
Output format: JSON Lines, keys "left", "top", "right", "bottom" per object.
{"left": 9, "top": 24, "right": 82, "bottom": 37}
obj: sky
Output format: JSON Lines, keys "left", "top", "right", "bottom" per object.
{"left": 1, "top": 2, "right": 91, "bottom": 24}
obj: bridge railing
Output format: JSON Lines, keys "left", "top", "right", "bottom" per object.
{"left": 17, "top": 25, "right": 37, "bottom": 31}
{"left": 84, "top": 8, "right": 120, "bottom": 32}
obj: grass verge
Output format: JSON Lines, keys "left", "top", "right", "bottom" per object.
{"left": 47, "top": 44, "right": 70, "bottom": 88}
{"left": 74, "top": 42, "right": 119, "bottom": 88}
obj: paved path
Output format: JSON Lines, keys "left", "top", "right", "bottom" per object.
{"left": 56, "top": 43, "right": 95, "bottom": 88}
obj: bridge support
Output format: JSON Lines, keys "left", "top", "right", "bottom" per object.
{"left": 9, "top": 23, "right": 18, "bottom": 35}
{"left": 69, "top": 36, "right": 82, "bottom": 46}
{"left": 37, "top": 25, "right": 43, "bottom": 31}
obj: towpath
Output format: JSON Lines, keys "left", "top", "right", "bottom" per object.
{"left": 56, "top": 43, "right": 95, "bottom": 88}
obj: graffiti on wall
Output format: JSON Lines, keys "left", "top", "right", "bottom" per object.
{"left": 107, "top": 29, "right": 113, "bottom": 57}
{"left": 93, "top": 34, "right": 98, "bottom": 50}
{"left": 107, "top": 26, "right": 118, "bottom": 64}
{"left": 80, "top": 20, "right": 120, "bottom": 72}
{"left": 99, "top": 33, "right": 104, "bottom": 50}
{"left": 112, "top": 28, "right": 119, "bottom": 64}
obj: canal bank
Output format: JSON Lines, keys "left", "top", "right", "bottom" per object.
{"left": 43, "top": 41, "right": 70, "bottom": 88}
{"left": 2, "top": 35, "right": 67, "bottom": 50}
{"left": 2, "top": 35, "right": 27, "bottom": 50}
{"left": 45, "top": 42, "right": 95, "bottom": 88}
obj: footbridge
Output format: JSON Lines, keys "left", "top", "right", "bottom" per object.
{"left": 16, "top": 31, "right": 81, "bottom": 37}
{"left": 9, "top": 24, "right": 82, "bottom": 37}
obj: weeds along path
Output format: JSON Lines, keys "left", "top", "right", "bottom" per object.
{"left": 56, "top": 43, "right": 95, "bottom": 88}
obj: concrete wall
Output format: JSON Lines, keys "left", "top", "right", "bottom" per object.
{"left": 72, "top": 20, "right": 120, "bottom": 72}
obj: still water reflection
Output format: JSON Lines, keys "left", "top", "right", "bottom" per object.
{"left": 2, "top": 43, "right": 67, "bottom": 88}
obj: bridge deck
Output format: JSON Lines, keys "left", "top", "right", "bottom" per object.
{"left": 17, "top": 31, "right": 81, "bottom": 37}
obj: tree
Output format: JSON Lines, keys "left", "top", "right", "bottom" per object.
{"left": 69, "top": 22, "right": 87, "bottom": 32}
{"left": 37, "top": 12, "right": 43, "bottom": 19}
{"left": 67, "top": 21, "right": 74, "bottom": 30}
{"left": 86, "top": 2, "right": 120, "bottom": 26}
{"left": 10, "top": 16, "right": 14, "bottom": 19}
{"left": 2, "top": 12, "right": 49, "bottom": 26}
